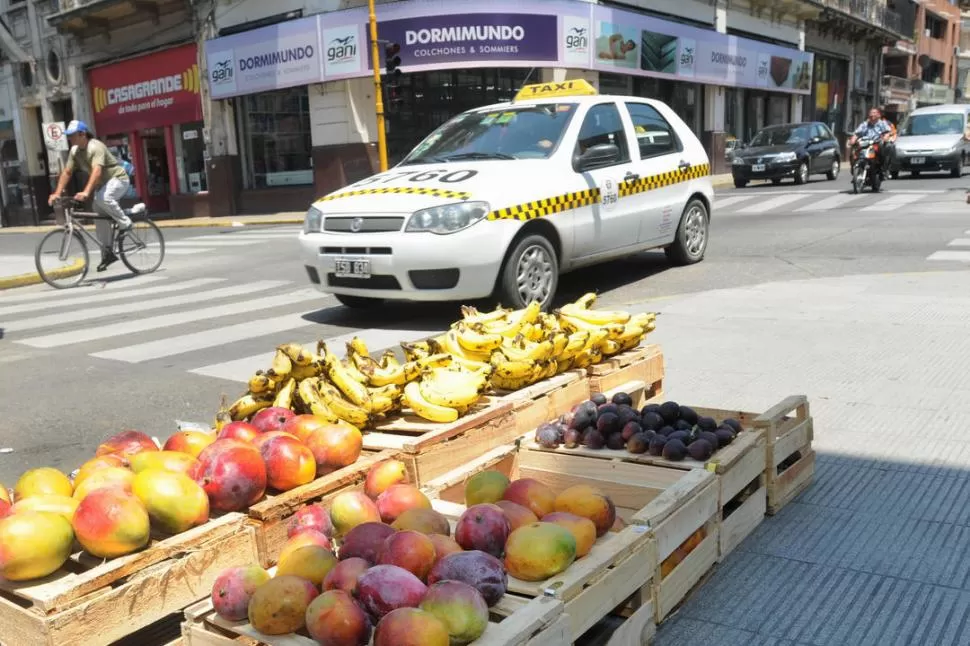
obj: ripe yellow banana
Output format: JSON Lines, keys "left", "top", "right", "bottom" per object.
{"left": 268, "top": 349, "right": 292, "bottom": 380}
{"left": 317, "top": 380, "right": 371, "bottom": 427}
{"left": 460, "top": 304, "right": 510, "bottom": 324}
{"left": 493, "top": 359, "right": 537, "bottom": 380}
{"left": 348, "top": 337, "right": 370, "bottom": 359}
{"left": 402, "top": 340, "right": 432, "bottom": 361}
{"left": 442, "top": 329, "right": 491, "bottom": 362}
{"left": 559, "top": 314, "right": 626, "bottom": 340}
{"left": 571, "top": 346, "right": 603, "bottom": 369}
{"left": 369, "top": 384, "right": 403, "bottom": 400}
{"left": 571, "top": 292, "right": 598, "bottom": 309}
{"left": 630, "top": 312, "right": 657, "bottom": 328}
{"left": 360, "top": 360, "right": 406, "bottom": 387}
{"left": 297, "top": 379, "right": 340, "bottom": 423}
{"left": 550, "top": 332, "right": 568, "bottom": 357}
{"left": 380, "top": 350, "right": 400, "bottom": 370}
{"left": 455, "top": 322, "right": 504, "bottom": 354}
{"left": 418, "top": 379, "right": 481, "bottom": 409}
{"left": 491, "top": 373, "right": 533, "bottom": 391}
{"left": 556, "top": 357, "right": 574, "bottom": 373}
{"left": 278, "top": 343, "right": 313, "bottom": 367}
{"left": 583, "top": 328, "right": 610, "bottom": 351}
{"left": 424, "top": 367, "right": 488, "bottom": 393}
{"left": 599, "top": 339, "right": 622, "bottom": 356}
{"left": 403, "top": 353, "right": 453, "bottom": 382}
{"left": 248, "top": 371, "right": 273, "bottom": 395}
{"left": 559, "top": 302, "right": 630, "bottom": 325}
{"left": 559, "top": 331, "right": 590, "bottom": 360}
{"left": 228, "top": 394, "right": 271, "bottom": 421}
{"left": 322, "top": 353, "right": 372, "bottom": 408}
{"left": 449, "top": 354, "right": 491, "bottom": 372}
{"left": 214, "top": 396, "right": 231, "bottom": 431}
{"left": 483, "top": 300, "right": 540, "bottom": 336}
{"left": 273, "top": 377, "right": 296, "bottom": 409}
{"left": 404, "top": 381, "right": 459, "bottom": 423}
{"left": 341, "top": 358, "right": 370, "bottom": 385}
{"left": 537, "top": 360, "right": 558, "bottom": 380}
{"left": 290, "top": 364, "right": 320, "bottom": 381}
{"left": 501, "top": 337, "right": 553, "bottom": 363}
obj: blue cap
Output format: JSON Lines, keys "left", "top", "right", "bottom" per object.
{"left": 64, "top": 120, "right": 90, "bottom": 136}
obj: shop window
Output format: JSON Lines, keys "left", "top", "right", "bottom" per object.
{"left": 624, "top": 102, "right": 679, "bottom": 158}
{"left": 242, "top": 87, "right": 312, "bottom": 189}
{"left": 574, "top": 103, "right": 630, "bottom": 165}
{"left": 178, "top": 121, "right": 207, "bottom": 193}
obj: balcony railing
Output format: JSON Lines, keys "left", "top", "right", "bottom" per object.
{"left": 812, "top": 0, "right": 904, "bottom": 37}
{"left": 883, "top": 75, "right": 911, "bottom": 92}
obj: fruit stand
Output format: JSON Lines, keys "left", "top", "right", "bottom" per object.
{"left": 0, "top": 293, "right": 818, "bottom": 646}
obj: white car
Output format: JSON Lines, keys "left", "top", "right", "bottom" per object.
{"left": 300, "top": 79, "right": 714, "bottom": 310}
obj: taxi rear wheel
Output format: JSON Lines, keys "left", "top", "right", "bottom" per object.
{"left": 498, "top": 234, "right": 559, "bottom": 311}
{"left": 335, "top": 294, "right": 385, "bottom": 309}
{"left": 665, "top": 198, "right": 709, "bottom": 266}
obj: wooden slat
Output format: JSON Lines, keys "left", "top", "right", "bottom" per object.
{"left": 587, "top": 345, "right": 664, "bottom": 395}
{"left": 767, "top": 446, "right": 816, "bottom": 515}
{"left": 719, "top": 484, "right": 767, "bottom": 560}
{"left": 368, "top": 400, "right": 514, "bottom": 452}
{"left": 654, "top": 528, "right": 718, "bottom": 623}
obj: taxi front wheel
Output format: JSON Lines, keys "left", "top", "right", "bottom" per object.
{"left": 497, "top": 234, "right": 559, "bottom": 311}
{"left": 665, "top": 199, "right": 709, "bottom": 266}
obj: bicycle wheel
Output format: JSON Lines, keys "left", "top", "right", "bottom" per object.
{"left": 34, "top": 229, "right": 89, "bottom": 289}
{"left": 119, "top": 219, "right": 165, "bottom": 274}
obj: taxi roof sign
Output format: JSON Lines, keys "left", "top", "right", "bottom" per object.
{"left": 513, "top": 79, "right": 598, "bottom": 102}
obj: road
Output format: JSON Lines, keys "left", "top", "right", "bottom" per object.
{"left": 0, "top": 170, "right": 968, "bottom": 484}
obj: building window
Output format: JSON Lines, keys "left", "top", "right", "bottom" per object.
{"left": 178, "top": 121, "right": 207, "bottom": 194}
{"left": 20, "top": 62, "right": 32, "bottom": 88}
{"left": 241, "top": 87, "right": 312, "bottom": 189}
{"left": 46, "top": 49, "right": 60, "bottom": 83}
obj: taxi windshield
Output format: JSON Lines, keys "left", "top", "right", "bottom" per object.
{"left": 401, "top": 104, "right": 579, "bottom": 164}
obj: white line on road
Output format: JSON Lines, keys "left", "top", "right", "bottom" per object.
{"left": 188, "top": 326, "right": 440, "bottom": 382}
{"left": 928, "top": 250, "right": 970, "bottom": 262}
{"left": 186, "top": 232, "right": 300, "bottom": 242}
{"left": 0, "top": 275, "right": 169, "bottom": 305}
{"left": 717, "top": 190, "right": 839, "bottom": 196}
{"left": 166, "top": 240, "right": 271, "bottom": 247}
{"left": 91, "top": 313, "right": 321, "bottom": 363}
{"left": 712, "top": 195, "right": 758, "bottom": 209}
{"left": 18, "top": 289, "right": 319, "bottom": 348}
{"left": 946, "top": 239, "right": 970, "bottom": 247}
{"left": 860, "top": 194, "right": 923, "bottom": 212}
{"left": 794, "top": 193, "right": 867, "bottom": 212}
{"left": 5, "top": 280, "right": 291, "bottom": 332}
{"left": 0, "top": 277, "right": 224, "bottom": 318}
{"left": 162, "top": 248, "right": 211, "bottom": 255}
{"left": 735, "top": 194, "right": 806, "bottom": 214}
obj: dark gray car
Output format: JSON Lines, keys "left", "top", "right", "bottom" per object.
{"left": 731, "top": 122, "right": 841, "bottom": 188}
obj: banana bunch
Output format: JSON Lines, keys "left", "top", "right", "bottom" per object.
{"left": 403, "top": 364, "right": 491, "bottom": 423}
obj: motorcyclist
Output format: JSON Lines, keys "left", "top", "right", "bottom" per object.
{"left": 847, "top": 108, "right": 894, "bottom": 177}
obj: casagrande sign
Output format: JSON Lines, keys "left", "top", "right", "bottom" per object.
{"left": 203, "top": 0, "right": 812, "bottom": 100}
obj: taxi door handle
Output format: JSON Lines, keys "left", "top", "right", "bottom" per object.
{"left": 678, "top": 160, "right": 692, "bottom": 171}
{"left": 624, "top": 171, "right": 639, "bottom": 182}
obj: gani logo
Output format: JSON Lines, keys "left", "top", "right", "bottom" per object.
{"left": 565, "top": 26, "right": 588, "bottom": 52}
{"left": 327, "top": 35, "right": 357, "bottom": 64}
{"left": 209, "top": 51, "right": 235, "bottom": 89}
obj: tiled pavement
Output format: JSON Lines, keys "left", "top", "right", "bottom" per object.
{"left": 643, "top": 270, "right": 970, "bottom": 646}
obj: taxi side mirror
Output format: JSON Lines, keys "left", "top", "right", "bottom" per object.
{"left": 576, "top": 143, "right": 620, "bottom": 171}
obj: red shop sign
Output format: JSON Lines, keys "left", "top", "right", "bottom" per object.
{"left": 88, "top": 43, "right": 203, "bottom": 134}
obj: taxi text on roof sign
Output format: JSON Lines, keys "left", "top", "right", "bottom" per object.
{"left": 513, "top": 79, "right": 598, "bottom": 102}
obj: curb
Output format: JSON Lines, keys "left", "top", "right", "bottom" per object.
{"left": 0, "top": 217, "right": 305, "bottom": 235}
{"left": 0, "top": 258, "right": 85, "bottom": 290}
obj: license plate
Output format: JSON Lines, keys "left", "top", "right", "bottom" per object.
{"left": 752, "top": 164, "right": 766, "bottom": 172}
{"left": 910, "top": 157, "right": 925, "bottom": 165}
{"left": 335, "top": 258, "right": 371, "bottom": 279}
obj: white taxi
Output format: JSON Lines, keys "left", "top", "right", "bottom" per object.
{"left": 300, "top": 79, "right": 714, "bottom": 310}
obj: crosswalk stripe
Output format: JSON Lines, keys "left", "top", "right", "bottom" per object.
{"left": 167, "top": 240, "right": 268, "bottom": 247}
{"left": 0, "top": 275, "right": 169, "bottom": 305}
{"left": 860, "top": 194, "right": 923, "bottom": 212}
{"left": 735, "top": 194, "right": 805, "bottom": 214}
{"left": 188, "top": 326, "right": 439, "bottom": 383}
{"left": 928, "top": 250, "right": 970, "bottom": 262}
{"left": 0, "top": 278, "right": 225, "bottom": 318}
{"left": 163, "top": 248, "right": 211, "bottom": 255}
{"left": 5, "top": 280, "right": 291, "bottom": 332}
{"left": 794, "top": 193, "right": 866, "bottom": 212}
{"left": 91, "top": 313, "right": 319, "bottom": 363}
{"left": 18, "top": 289, "right": 319, "bottom": 349}
{"left": 187, "top": 232, "right": 299, "bottom": 242}
{"left": 712, "top": 195, "right": 757, "bottom": 209}
{"left": 946, "top": 239, "right": 970, "bottom": 246}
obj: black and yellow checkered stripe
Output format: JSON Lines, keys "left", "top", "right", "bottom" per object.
{"left": 319, "top": 187, "right": 473, "bottom": 202}
{"left": 487, "top": 163, "right": 711, "bottom": 222}
{"left": 487, "top": 188, "right": 601, "bottom": 221}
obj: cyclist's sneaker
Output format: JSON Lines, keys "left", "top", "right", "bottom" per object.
{"left": 97, "top": 251, "right": 118, "bottom": 272}
{"left": 119, "top": 217, "right": 133, "bottom": 231}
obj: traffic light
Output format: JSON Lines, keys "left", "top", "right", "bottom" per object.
{"left": 385, "top": 42, "right": 402, "bottom": 80}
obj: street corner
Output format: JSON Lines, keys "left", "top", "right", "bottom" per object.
{"left": 0, "top": 258, "right": 85, "bottom": 290}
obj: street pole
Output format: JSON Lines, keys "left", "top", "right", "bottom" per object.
{"left": 369, "top": 0, "right": 389, "bottom": 172}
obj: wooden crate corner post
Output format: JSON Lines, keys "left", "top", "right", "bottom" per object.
{"left": 753, "top": 395, "right": 815, "bottom": 515}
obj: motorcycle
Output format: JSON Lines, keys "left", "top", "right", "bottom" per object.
{"left": 850, "top": 137, "right": 882, "bottom": 194}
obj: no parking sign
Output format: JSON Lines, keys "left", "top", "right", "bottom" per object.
{"left": 43, "top": 121, "right": 68, "bottom": 151}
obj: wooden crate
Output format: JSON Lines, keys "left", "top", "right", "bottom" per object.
{"left": 425, "top": 440, "right": 713, "bottom": 631}
{"left": 520, "top": 379, "right": 767, "bottom": 562}
{"left": 492, "top": 369, "right": 591, "bottom": 437}
{"left": 586, "top": 344, "right": 664, "bottom": 397}
{"left": 246, "top": 449, "right": 399, "bottom": 567}
{"left": 0, "top": 512, "right": 260, "bottom": 646}
{"left": 180, "top": 588, "right": 571, "bottom": 646}
{"left": 754, "top": 395, "right": 815, "bottom": 515}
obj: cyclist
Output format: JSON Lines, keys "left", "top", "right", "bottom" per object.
{"left": 48, "top": 120, "right": 133, "bottom": 272}
{"left": 847, "top": 107, "right": 894, "bottom": 178}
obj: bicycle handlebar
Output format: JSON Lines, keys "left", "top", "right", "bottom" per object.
{"left": 51, "top": 195, "right": 86, "bottom": 209}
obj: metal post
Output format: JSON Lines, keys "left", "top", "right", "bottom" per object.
{"left": 369, "top": 0, "right": 388, "bottom": 172}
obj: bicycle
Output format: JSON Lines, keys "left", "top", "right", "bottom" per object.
{"left": 34, "top": 196, "right": 166, "bottom": 289}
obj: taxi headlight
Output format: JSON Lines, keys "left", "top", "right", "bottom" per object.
{"left": 303, "top": 205, "right": 323, "bottom": 234}
{"left": 406, "top": 201, "right": 490, "bottom": 234}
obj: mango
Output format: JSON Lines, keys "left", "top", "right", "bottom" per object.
{"left": 191, "top": 439, "right": 267, "bottom": 512}
{"left": 463, "top": 470, "right": 509, "bottom": 506}
{"left": 391, "top": 508, "right": 450, "bottom": 536}
{"left": 338, "top": 522, "right": 394, "bottom": 564}
{"left": 323, "top": 556, "right": 370, "bottom": 595}
{"left": 553, "top": 484, "right": 616, "bottom": 537}
{"left": 211, "top": 565, "right": 271, "bottom": 621}
{"left": 542, "top": 512, "right": 597, "bottom": 558}
{"left": 419, "top": 580, "right": 489, "bottom": 645}
{"left": 132, "top": 469, "right": 209, "bottom": 534}
{"left": 305, "top": 424, "right": 363, "bottom": 475}
{"left": 72, "top": 467, "right": 135, "bottom": 501}
{"left": 281, "top": 413, "right": 331, "bottom": 444}
{"left": 376, "top": 484, "right": 431, "bottom": 525}
{"left": 495, "top": 500, "right": 538, "bottom": 532}
{"left": 306, "top": 589, "right": 372, "bottom": 646}
{"left": 14, "top": 467, "right": 73, "bottom": 500}
{"left": 277, "top": 544, "right": 337, "bottom": 586}
{"left": 257, "top": 434, "right": 316, "bottom": 492}
{"left": 129, "top": 450, "right": 198, "bottom": 476}
{"left": 287, "top": 503, "right": 333, "bottom": 538}
{"left": 374, "top": 607, "right": 450, "bottom": 646}
{"left": 364, "top": 459, "right": 408, "bottom": 499}
{"left": 380, "top": 530, "right": 436, "bottom": 581}
{"left": 501, "top": 478, "right": 556, "bottom": 519}
{"left": 95, "top": 430, "right": 158, "bottom": 462}
{"left": 357, "top": 564, "right": 427, "bottom": 620}
{"left": 0, "top": 511, "right": 74, "bottom": 581}
{"left": 163, "top": 429, "right": 215, "bottom": 457}
{"left": 428, "top": 534, "right": 463, "bottom": 566}
{"left": 12, "top": 494, "right": 79, "bottom": 523}
{"left": 248, "top": 574, "right": 319, "bottom": 635}
{"left": 329, "top": 491, "right": 381, "bottom": 537}
{"left": 454, "top": 503, "right": 509, "bottom": 558}
{"left": 74, "top": 455, "right": 126, "bottom": 488}
{"left": 503, "top": 522, "right": 577, "bottom": 582}
{"left": 72, "top": 488, "right": 150, "bottom": 558}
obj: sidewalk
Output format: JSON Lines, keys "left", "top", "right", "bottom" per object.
{"left": 640, "top": 269, "right": 970, "bottom": 645}
{"left": 0, "top": 211, "right": 306, "bottom": 235}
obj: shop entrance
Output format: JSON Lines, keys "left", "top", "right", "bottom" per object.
{"left": 141, "top": 130, "right": 170, "bottom": 213}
